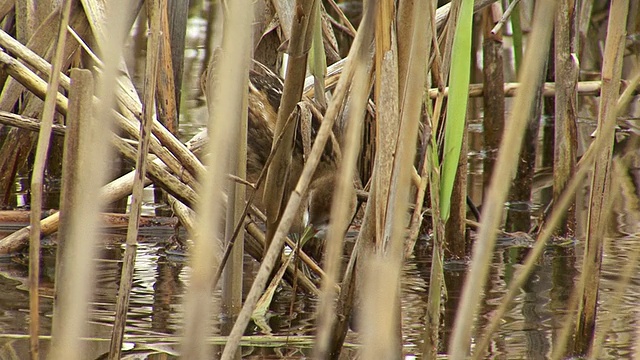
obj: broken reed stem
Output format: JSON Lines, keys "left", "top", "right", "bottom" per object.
{"left": 108, "top": 0, "right": 163, "bottom": 358}
{"left": 490, "top": 0, "right": 521, "bottom": 35}
{"left": 448, "top": 1, "right": 556, "bottom": 357}
{"left": 29, "top": 1, "right": 73, "bottom": 358}
{"left": 0, "top": 26, "right": 204, "bottom": 184}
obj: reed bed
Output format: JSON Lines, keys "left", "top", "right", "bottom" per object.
{"left": 0, "top": 0, "right": 639, "bottom": 359}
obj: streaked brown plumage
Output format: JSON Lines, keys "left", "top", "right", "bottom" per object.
{"left": 197, "top": 58, "right": 356, "bottom": 260}
{"left": 246, "top": 62, "right": 356, "bottom": 257}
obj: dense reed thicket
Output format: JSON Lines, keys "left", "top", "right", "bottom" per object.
{"left": 0, "top": 0, "right": 639, "bottom": 359}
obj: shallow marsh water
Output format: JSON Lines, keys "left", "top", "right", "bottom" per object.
{"left": 1, "top": 203, "right": 640, "bottom": 359}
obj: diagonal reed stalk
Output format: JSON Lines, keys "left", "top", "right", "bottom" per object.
{"left": 588, "top": 162, "right": 640, "bottom": 360}
{"left": 448, "top": 1, "right": 556, "bottom": 358}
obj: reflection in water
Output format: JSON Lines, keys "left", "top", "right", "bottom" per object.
{"left": 0, "top": 223, "right": 638, "bottom": 358}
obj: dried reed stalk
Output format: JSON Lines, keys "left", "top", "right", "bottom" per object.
{"left": 552, "top": 0, "right": 578, "bottom": 235}
{"left": 155, "top": 0, "right": 178, "bottom": 134}
{"left": 108, "top": 0, "right": 163, "bottom": 358}
{"left": 402, "top": 0, "right": 434, "bottom": 354}
{"left": 374, "top": 0, "right": 398, "bottom": 251}
{"left": 574, "top": 0, "right": 629, "bottom": 354}
{"left": 481, "top": 3, "right": 505, "bottom": 201}
{"left": 263, "top": 0, "right": 318, "bottom": 247}
{"left": 180, "top": 0, "right": 252, "bottom": 357}
{"left": 313, "top": 24, "right": 372, "bottom": 360}
{"left": 360, "top": 0, "right": 428, "bottom": 353}
{"left": 48, "top": 71, "right": 98, "bottom": 358}
{"left": 48, "top": 0, "right": 133, "bottom": 357}
{"left": 448, "top": 1, "right": 556, "bottom": 357}
{"left": 221, "top": 14, "right": 250, "bottom": 326}
{"left": 28, "top": 2, "right": 73, "bottom": 359}
{"left": 0, "top": 110, "right": 66, "bottom": 135}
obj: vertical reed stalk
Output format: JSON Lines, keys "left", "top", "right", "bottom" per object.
{"left": 373, "top": 0, "right": 396, "bottom": 250}
{"left": 422, "top": 142, "right": 444, "bottom": 357}
{"left": 49, "top": 0, "right": 131, "bottom": 357}
{"left": 361, "top": 0, "right": 428, "bottom": 352}
{"left": 553, "top": 0, "right": 578, "bottom": 235}
{"left": 448, "top": 1, "right": 556, "bottom": 357}
{"left": 263, "top": 0, "right": 319, "bottom": 247}
{"left": 165, "top": 0, "right": 188, "bottom": 112}
{"left": 313, "top": 39, "right": 371, "bottom": 360}
{"left": 509, "top": 0, "right": 523, "bottom": 73}
{"left": 221, "top": 32, "right": 249, "bottom": 331}
{"left": 181, "top": 0, "right": 252, "bottom": 357}
{"left": 28, "top": 2, "right": 72, "bottom": 359}
{"left": 577, "top": 0, "right": 595, "bottom": 59}
{"left": 573, "top": 0, "right": 629, "bottom": 354}
{"left": 505, "top": 63, "right": 545, "bottom": 232}
{"left": 108, "top": 0, "right": 162, "bottom": 358}
{"left": 48, "top": 71, "right": 98, "bottom": 358}
{"left": 155, "top": 0, "right": 178, "bottom": 134}
{"left": 398, "top": 0, "right": 422, "bottom": 258}
{"left": 482, "top": 3, "right": 505, "bottom": 201}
